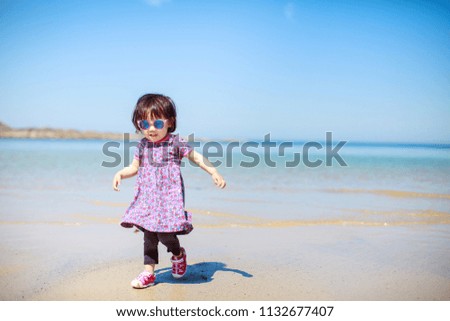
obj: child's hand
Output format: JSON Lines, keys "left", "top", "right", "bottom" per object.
{"left": 212, "top": 172, "right": 226, "bottom": 189}
{"left": 113, "top": 173, "right": 122, "bottom": 191}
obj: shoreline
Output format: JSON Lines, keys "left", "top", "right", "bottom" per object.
{"left": 0, "top": 122, "right": 231, "bottom": 142}
{"left": 0, "top": 122, "right": 136, "bottom": 140}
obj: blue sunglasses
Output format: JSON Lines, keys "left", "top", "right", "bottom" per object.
{"left": 138, "top": 119, "right": 167, "bottom": 130}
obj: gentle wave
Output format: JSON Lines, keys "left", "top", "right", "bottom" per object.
{"left": 0, "top": 221, "right": 82, "bottom": 226}
{"left": 193, "top": 208, "right": 450, "bottom": 228}
{"left": 2, "top": 218, "right": 448, "bottom": 227}
{"left": 3, "top": 208, "right": 447, "bottom": 227}
{"left": 91, "top": 200, "right": 128, "bottom": 207}
{"left": 326, "top": 188, "right": 450, "bottom": 199}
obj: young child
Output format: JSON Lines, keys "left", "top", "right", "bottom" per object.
{"left": 112, "top": 93, "right": 226, "bottom": 289}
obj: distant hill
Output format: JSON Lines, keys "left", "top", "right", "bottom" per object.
{"left": 0, "top": 121, "right": 140, "bottom": 140}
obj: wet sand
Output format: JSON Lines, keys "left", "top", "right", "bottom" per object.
{"left": 1, "top": 213, "right": 449, "bottom": 300}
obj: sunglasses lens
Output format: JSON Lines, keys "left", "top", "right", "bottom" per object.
{"left": 139, "top": 120, "right": 150, "bottom": 129}
{"left": 154, "top": 120, "right": 165, "bottom": 129}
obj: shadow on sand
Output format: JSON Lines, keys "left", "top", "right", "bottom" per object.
{"left": 154, "top": 262, "right": 253, "bottom": 285}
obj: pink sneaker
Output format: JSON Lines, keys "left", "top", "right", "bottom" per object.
{"left": 131, "top": 271, "right": 156, "bottom": 289}
{"left": 171, "top": 247, "right": 187, "bottom": 279}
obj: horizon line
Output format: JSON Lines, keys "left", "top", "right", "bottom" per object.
{"left": 1, "top": 121, "right": 449, "bottom": 146}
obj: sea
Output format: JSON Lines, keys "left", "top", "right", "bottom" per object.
{"left": 0, "top": 137, "right": 449, "bottom": 227}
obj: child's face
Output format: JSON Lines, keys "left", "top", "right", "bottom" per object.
{"left": 139, "top": 116, "right": 170, "bottom": 142}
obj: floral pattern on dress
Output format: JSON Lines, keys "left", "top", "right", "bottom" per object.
{"left": 121, "top": 134, "right": 193, "bottom": 234}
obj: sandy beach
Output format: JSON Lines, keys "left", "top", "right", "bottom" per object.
{"left": 1, "top": 210, "right": 449, "bottom": 301}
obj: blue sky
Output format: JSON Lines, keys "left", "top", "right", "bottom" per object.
{"left": 1, "top": 0, "right": 449, "bottom": 143}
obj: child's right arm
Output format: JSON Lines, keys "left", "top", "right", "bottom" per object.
{"left": 112, "top": 159, "right": 140, "bottom": 191}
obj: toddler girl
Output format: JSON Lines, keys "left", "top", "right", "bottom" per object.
{"left": 112, "top": 94, "right": 226, "bottom": 288}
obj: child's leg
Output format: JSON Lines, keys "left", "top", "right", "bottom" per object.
{"left": 159, "top": 233, "right": 187, "bottom": 278}
{"left": 157, "top": 233, "right": 181, "bottom": 257}
{"left": 143, "top": 230, "right": 159, "bottom": 274}
{"left": 144, "top": 264, "right": 156, "bottom": 274}
{"left": 130, "top": 230, "right": 158, "bottom": 288}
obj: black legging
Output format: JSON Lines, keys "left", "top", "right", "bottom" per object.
{"left": 143, "top": 230, "right": 181, "bottom": 265}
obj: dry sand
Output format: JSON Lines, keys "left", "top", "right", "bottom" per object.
{"left": 1, "top": 205, "right": 449, "bottom": 301}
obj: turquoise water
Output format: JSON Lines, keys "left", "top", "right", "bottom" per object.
{"left": 0, "top": 138, "right": 449, "bottom": 226}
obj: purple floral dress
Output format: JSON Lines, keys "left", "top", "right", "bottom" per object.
{"left": 121, "top": 134, "right": 193, "bottom": 234}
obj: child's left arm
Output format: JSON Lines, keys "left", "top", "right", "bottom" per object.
{"left": 187, "top": 150, "right": 226, "bottom": 189}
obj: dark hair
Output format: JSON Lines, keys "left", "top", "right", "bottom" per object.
{"left": 132, "top": 94, "right": 177, "bottom": 133}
